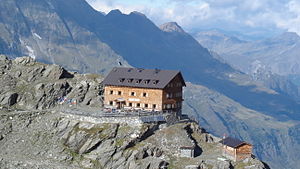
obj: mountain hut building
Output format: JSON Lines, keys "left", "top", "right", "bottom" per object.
{"left": 102, "top": 67, "right": 186, "bottom": 113}
{"left": 220, "top": 137, "right": 253, "bottom": 162}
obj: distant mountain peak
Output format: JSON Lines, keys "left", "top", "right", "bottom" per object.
{"left": 107, "top": 9, "right": 123, "bottom": 16}
{"left": 159, "top": 22, "right": 185, "bottom": 33}
{"left": 273, "top": 32, "right": 300, "bottom": 40}
{"left": 281, "top": 32, "right": 299, "bottom": 37}
{"left": 264, "top": 31, "right": 300, "bottom": 46}
{"left": 130, "top": 11, "right": 146, "bottom": 17}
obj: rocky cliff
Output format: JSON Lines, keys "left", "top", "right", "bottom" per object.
{"left": 0, "top": 55, "right": 103, "bottom": 110}
{"left": 0, "top": 57, "right": 269, "bottom": 169}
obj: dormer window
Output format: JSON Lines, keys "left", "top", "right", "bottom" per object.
{"left": 135, "top": 79, "right": 142, "bottom": 84}
{"left": 127, "top": 79, "right": 133, "bottom": 83}
{"left": 119, "top": 78, "right": 125, "bottom": 83}
{"left": 144, "top": 79, "right": 150, "bottom": 84}
{"left": 153, "top": 80, "right": 159, "bottom": 85}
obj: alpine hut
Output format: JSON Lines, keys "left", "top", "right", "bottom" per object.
{"left": 102, "top": 67, "right": 186, "bottom": 114}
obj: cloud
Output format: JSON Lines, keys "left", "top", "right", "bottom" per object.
{"left": 275, "top": 1, "right": 300, "bottom": 33}
{"left": 86, "top": 0, "right": 300, "bottom": 38}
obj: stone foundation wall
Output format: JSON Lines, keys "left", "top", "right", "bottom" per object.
{"left": 61, "top": 112, "right": 166, "bottom": 125}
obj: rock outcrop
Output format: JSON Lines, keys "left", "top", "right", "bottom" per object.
{"left": 0, "top": 109, "right": 269, "bottom": 169}
{"left": 0, "top": 56, "right": 103, "bottom": 110}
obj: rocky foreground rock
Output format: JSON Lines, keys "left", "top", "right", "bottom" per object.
{"left": 0, "top": 55, "right": 103, "bottom": 110}
{"left": 0, "top": 57, "right": 269, "bottom": 169}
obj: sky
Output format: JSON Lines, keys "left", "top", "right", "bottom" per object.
{"left": 86, "top": 0, "right": 300, "bottom": 40}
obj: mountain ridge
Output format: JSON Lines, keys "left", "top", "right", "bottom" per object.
{"left": 195, "top": 30, "right": 300, "bottom": 76}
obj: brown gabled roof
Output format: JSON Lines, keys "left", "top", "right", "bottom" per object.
{"left": 102, "top": 67, "right": 186, "bottom": 89}
{"left": 220, "top": 137, "right": 252, "bottom": 148}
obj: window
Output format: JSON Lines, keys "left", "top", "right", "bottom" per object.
{"left": 166, "top": 93, "right": 172, "bottom": 99}
{"left": 153, "top": 80, "right": 159, "bottom": 85}
{"left": 136, "top": 79, "right": 142, "bottom": 84}
{"left": 131, "top": 92, "right": 135, "bottom": 96}
{"left": 109, "top": 101, "right": 113, "bottom": 105}
{"left": 137, "top": 103, "right": 140, "bottom": 107}
{"left": 144, "top": 80, "right": 150, "bottom": 84}
{"left": 172, "top": 104, "right": 176, "bottom": 108}
{"left": 128, "top": 79, "right": 133, "bottom": 83}
{"left": 119, "top": 78, "right": 125, "bottom": 83}
{"left": 167, "top": 104, "right": 172, "bottom": 109}
{"left": 153, "top": 104, "right": 156, "bottom": 109}
{"left": 118, "top": 91, "right": 122, "bottom": 95}
{"left": 166, "top": 93, "right": 173, "bottom": 98}
{"left": 175, "top": 92, "right": 181, "bottom": 97}
{"left": 145, "top": 104, "right": 148, "bottom": 108}
{"left": 129, "top": 103, "right": 133, "bottom": 107}
{"left": 110, "top": 90, "right": 113, "bottom": 95}
{"left": 163, "top": 104, "right": 166, "bottom": 109}
{"left": 142, "top": 92, "right": 147, "bottom": 97}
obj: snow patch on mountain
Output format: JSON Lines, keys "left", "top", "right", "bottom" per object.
{"left": 25, "top": 45, "right": 36, "bottom": 59}
{"left": 33, "top": 32, "right": 42, "bottom": 40}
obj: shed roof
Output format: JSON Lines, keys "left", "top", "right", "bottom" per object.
{"left": 102, "top": 67, "right": 186, "bottom": 89}
{"left": 220, "top": 137, "right": 251, "bottom": 148}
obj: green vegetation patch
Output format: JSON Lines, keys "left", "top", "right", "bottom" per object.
{"left": 115, "top": 138, "right": 126, "bottom": 147}
{"left": 75, "top": 123, "right": 112, "bottom": 135}
{"left": 118, "top": 125, "right": 133, "bottom": 134}
{"left": 234, "top": 161, "right": 252, "bottom": 169}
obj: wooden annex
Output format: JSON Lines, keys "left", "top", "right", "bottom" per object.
{"left": 102, "top": 67, "right": 186, "bottom": 113}
{"left": 220, "top": 137, "right": 253, "bottom": 162}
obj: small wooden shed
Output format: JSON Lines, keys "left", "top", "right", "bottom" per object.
{"left": 179, "top": 146, "right": 195, "bottom": 158}
{"left": 220, "top": 137, "right": 252, "bottom": 161}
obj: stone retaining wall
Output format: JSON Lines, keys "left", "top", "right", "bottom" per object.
{"left": 62, "top": 113, "right": 164, "bottom": 125}
{"left": 61, "top": 112, "right": 166, "bottom": 125}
